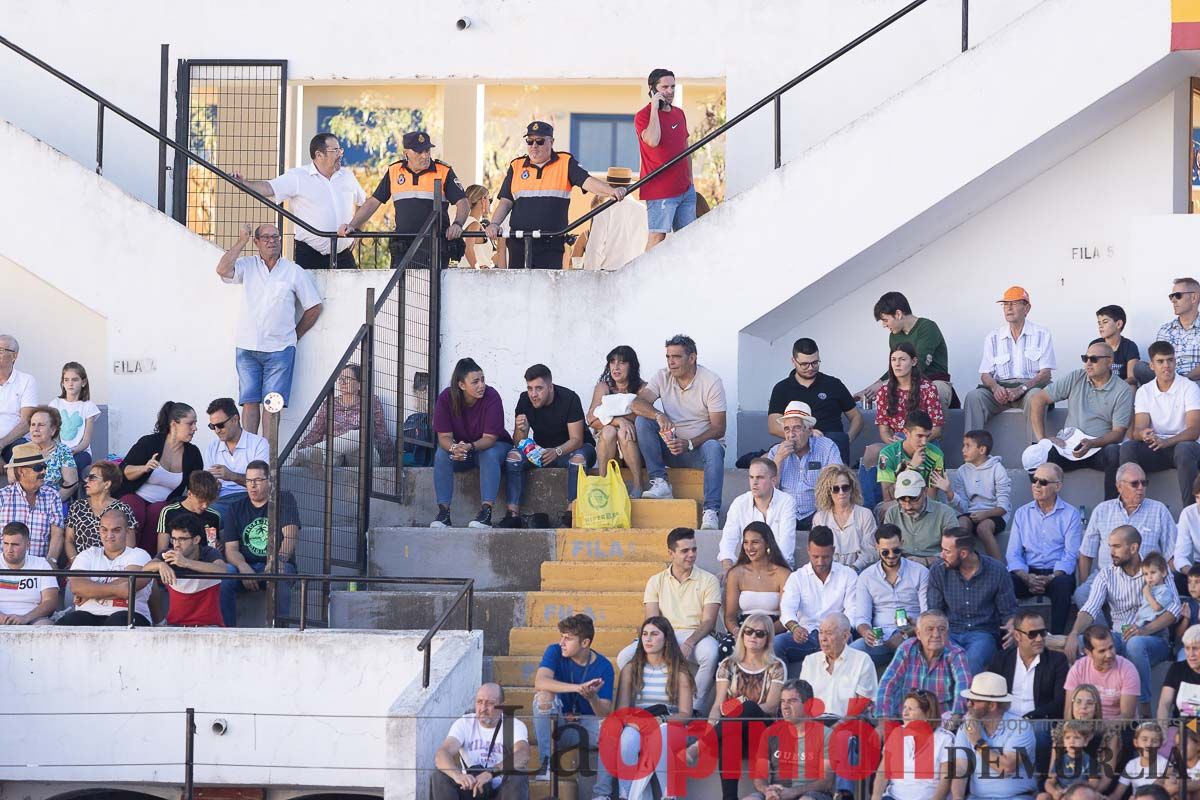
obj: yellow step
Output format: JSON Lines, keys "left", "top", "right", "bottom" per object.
{"left": 540, "top": 560, "right": 663, "bottom": 592}
{"left": 491, "top": 654, "right": 542, "bottom": 686}
{"left": 526, "top": 591, "right": 645, "bottom": 629}
{"left": 631, "top": 498, "right": 699, "bottom": 528}
{"left": 621, "top": 466, "right": 704, "bottom": 485}
{"left": 555, "top": 529, "right": 673, "bottom": 562}
{"left": 503, "top": 686, "right": 535, "bottom": 715}
{"left": 510, "top": 626, "right": 634, "bottom": 657}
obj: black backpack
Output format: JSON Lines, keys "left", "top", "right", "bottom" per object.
{"left": 402, "top": 412, "right": 434, "bottom": 467}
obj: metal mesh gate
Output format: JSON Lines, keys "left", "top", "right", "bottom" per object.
{"left": 173, "top": 60, "right": 286, "bottom": 249}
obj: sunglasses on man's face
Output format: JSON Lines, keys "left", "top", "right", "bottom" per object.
{"left": 208, "top": 418, "right": 232, "bottom": 431}
{"left": 1124, "top": 479, "right": 1149, "bottom": 488}
{"left": 1080, "top": 354, "right": 1112, "bottom": 364}
{"left": 1029, "top": 476, "right": 1059, "bottom": 487}
{"left": 1170, "top": 291, "right": 1197, "bottom": 301}
{"left": 1016, "top": 628, "right": 1047, "bottom": 639}
{"left": 525, "top": 138, "right": 547, "bottom": 146}
{"left": 879, "top": 547, "right": 903, "bottom": 557}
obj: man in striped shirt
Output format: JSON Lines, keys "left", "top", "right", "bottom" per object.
{"left": 962, "top": 285, "right": 1056, "bottom": 432}
{"left": 1065, "top": 525, "right": 1180, "bottom": 715}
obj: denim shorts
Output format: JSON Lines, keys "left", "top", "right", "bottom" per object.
{"left": 235, "top": 346, "right": 296, "bottom": 405}
{"left": 645, "top": 184, "right": 697, "bottom": 233}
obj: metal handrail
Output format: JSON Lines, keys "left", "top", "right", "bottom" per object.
{"left": 460, "top": 0, "right": 964, "bottom": 245}
{"left": 19, "top": 568, "right": 473, "bottom": 687}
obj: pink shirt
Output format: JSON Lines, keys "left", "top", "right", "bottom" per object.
{"left": 1064, "top": 655, "right": 1139, "bottom": 719}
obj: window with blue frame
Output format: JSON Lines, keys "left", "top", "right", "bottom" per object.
{"left": 569, "top": 113, "right": 639, "bottom": 173}
{"left": 315, "top": 106, "right": 422, "bottom": 166}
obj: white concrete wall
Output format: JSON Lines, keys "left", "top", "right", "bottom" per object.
{"left": 748, "top": 91, "right": 1183, "bottom": 410}
{"left": 0, "top": 628, "right": 481, "bottom": 790}
{"left": 0, "top": 0, "right": 1042, "bottom": 208}
{"left": 0, "top": 118, "right": 394, "bottom": 455}
{"left": 438, "top": 0, "right": 1187, "bottom": 460}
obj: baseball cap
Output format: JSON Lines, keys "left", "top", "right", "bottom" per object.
{"left": 893, "top": 470, "right": 926, "bottom": 498}
{"left": 402, "top": 131, "right": 434, "bottom": 152}
{"left": 779, "top": 401, "right": 816, "bottom": 426}
{"left": 525, "top": 121, "right": 554, "bottom": 138}
{"left": 997, "top": 286, "right": 1031, "bottom": 303}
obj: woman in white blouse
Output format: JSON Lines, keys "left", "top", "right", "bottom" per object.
{"left": 811, "top": 464, "right": 878, "bottom": 570}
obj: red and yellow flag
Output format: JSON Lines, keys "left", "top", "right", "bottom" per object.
{"left": 1173, "top": 0, "right": 1200, "bottom": 50}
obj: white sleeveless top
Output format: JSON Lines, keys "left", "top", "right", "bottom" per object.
{"left": 464, "top": 215, "right": 495, "bottom": 268}
{"left": 738, "top": 590, "right": 781, "bottom": 617}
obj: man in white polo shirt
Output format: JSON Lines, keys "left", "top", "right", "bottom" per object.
{"left": 1119, "top": 340, "right": 1200, "bottom": 507}
{"left": 233, "top": 133, "right": 365, "bottom": 269}
{"left": 203, "top": 397, "right": 269, "bottom": 519}
{"left": 0, "top": 522, "right": 58, "bottom": 625}
{"left": 0, "top": 334, "right": 37, "bottom": 465}
{"left": 217, "top": 222, "right": 323, "bottom": 436}
{"left": 774, "top": 525, "right": 860, "bottom": 671}
{"left": 799, "top": 611, "right": 877, "bottom": 717}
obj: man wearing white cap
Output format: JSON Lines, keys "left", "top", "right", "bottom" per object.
{"left": 952, "top": 672, "right": 1038, "bottom": 800}
{"left": 882, "top": 470, "right": 959, "bottom": 564}
{"left": 962, "top": 285, "right": 1056, "bottom": 432}
{"left": 766, "top": 401, "right": 842, "bottom": 531}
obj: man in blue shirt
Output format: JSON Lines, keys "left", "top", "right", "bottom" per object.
{"left": 952, "top": 672, "right": 1038, "bottom": 800}
{"left": 531, "top": 613, "right": 615, "bottom": 791}
{"left": 1005, "top": 463, "right": 1083, "bottom": 634}
{"left": 929, "top": 529, "right": 1017, "bottom": 676}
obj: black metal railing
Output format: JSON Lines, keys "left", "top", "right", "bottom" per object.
{"left": 461, "top": 0, "right": 971, "bottom": 269}
{"left": 16, "top": 568, "right": 471, "bottom": 687}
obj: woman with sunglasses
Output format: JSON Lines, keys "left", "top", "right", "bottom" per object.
{"left": 700, "top": 612, "right": 786, "bottom": 800}
{"left": 615, "top": 616, "right": 693, "bottom": 800}
{"left": 862, "top": 343, "right": 945, "bottom": 470}
{"left": 724, "top": 522, "right": 791, "bottom": 636}
{"left": 872, "top": 689, "right": 953, "bottom": 800}
{"left": 64, "top": 460, "right": 137, "bottom": 565}
{"left": 812, "top": 464, "right": 878, "bottom": 569}
{"left": 117, "top": 401, "right": 203, "bottom": 552}
{"left": 461, "top": 184, "right": 503, "bottom": 268}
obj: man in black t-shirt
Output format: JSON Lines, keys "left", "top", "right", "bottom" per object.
{"left": 767, "top": 337, "right": 863, "bottom": 463}
{"left": 218, "top": 460, "right": 300, "bottom": 625}
{"left": 498, "top": 364, "right": 596, "bottom": 528}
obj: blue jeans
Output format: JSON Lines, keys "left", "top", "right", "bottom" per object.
{"left": 433, "top": 445, "right": 507, "bottom": 506}
{"left": 531, "top": 697, "right": 611, "bottom": 795}
{"left": 849, "top": 637, "right": 897, "bottom": 668}
{"left": 235, "top": 346, "right": 296, "bottom": 405}
{"left": 505, "top": 444, "right": 596, "bottom": 506}
{"left": 618, "top": 722, "right": 672, "bottom": 798}
{"left": 219, "top": 560, "right": 297, "bottom": 626}
{"left": 773, "top": 629, "right": 820, "bottom": 674}
{"left": 1113, "top": 632, "right": 1170, "bottom": 704}
{"left": 634, "top": 416, "right": 725, "bottom": 511}
{"left": 645, "top": 184, "right": 697, "bottom": 233}
{"left": 950, "top": 630, "right": 997, "bottom": 676}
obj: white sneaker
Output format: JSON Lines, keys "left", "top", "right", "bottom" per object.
{"left": 643, "top": 477, "right": 673, "bottom": 499}
{"left": 701, "top": 509, "right": 720, "bottom": 530}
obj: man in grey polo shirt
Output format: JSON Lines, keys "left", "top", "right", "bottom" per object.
{"left": 1027, "top": 340, "right": 1133, "bottom": 500}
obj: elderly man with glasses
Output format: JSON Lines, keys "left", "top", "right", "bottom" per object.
{"left": 1075, "top": 462, "right": 1177, "bottom": 609}
{"left": 0, "top": 442, "right": 64, "bottom": 567}
{"left": 233, "top": 133, "right": 365, "bottom": 269}
{"left": 217, "top": 222, "right": 323, "bottom": 436}
{"left": 1027, "top": 340, "right": 1133, "bottom": 500}
{"left": 1119, "top": 339, "right": 1200, "bottom": 509}
{"left": 1006, "top": 463, "right": 1083, "bottom": 633}
{"left": 486, "top": 121, "right": 627, "bottom": 269}
{"left": 0, "top": 334, "right": 37, "bottom": 465}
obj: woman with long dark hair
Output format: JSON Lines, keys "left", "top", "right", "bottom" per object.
{"left": 430, "top": 358, "right": 511, "bottom": 528}
{"left": 723, "top": 521, "right": 791, "bottom": 634}
{"left": 863, "top": 342, "right": 945, "bottom": 468}
{"left": 615, "top": 616, "right": 694, "bottom": 800}
{"left": 118, "top": 401, "right": 202, "bottom": 552}
{"left": 587, "top": 345, "right": 651, "bottom": 497}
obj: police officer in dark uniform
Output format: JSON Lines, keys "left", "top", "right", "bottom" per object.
{"left": 340, "top": 131, "right": 469, "bottom": 268}
{"left": 485, "top": 121, "right": 626, "bottom": 269}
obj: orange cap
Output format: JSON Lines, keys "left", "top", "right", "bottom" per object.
{"left": 997, "top": 286, "right": 1030, "bottom": 303}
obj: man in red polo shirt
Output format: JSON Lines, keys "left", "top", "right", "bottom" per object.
{"left": 635, "top": 68, "right": 696, "bottom": 251}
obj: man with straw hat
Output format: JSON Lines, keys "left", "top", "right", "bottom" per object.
{"left": 0, "top": 441, "right": 63, "bottom": 566}
{"left": 581, "top": 167, "right": 647, "bottom": 270}
{"left": 952, "top": 672, "right": 1038, "bottom": 800}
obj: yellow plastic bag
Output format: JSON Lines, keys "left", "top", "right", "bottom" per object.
{"left": 573, "top": 459, "right": 631, "bottom": 529}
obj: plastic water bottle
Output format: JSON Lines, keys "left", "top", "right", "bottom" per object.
{"left": 1078, "top": 505, "right": 1088, "bottom": 526}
